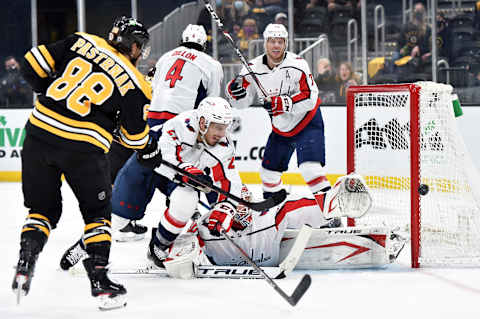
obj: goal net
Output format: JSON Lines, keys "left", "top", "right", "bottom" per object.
{"left": 346, "top": 82, "right": 480, "bottom": 267}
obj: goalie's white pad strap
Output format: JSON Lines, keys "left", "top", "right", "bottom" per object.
{"left": 164, "top": 234, "right": 207, "bottom": 279}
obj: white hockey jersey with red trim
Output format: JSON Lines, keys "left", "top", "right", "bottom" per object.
{"left": 149, "top": 46, "right": 223, "bottom": 120}
{"left": 154, "top": 110, "right": 242, "bottom": 201}
{"left": 195, "top": 195, "right": 327, "bottom": 266}
{"left": 226, "top": 52, "right": 320, "bottom": 137}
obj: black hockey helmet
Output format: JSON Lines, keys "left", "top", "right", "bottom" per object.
{"left": 108, "top": 16, "right": 150, "bottom": 58}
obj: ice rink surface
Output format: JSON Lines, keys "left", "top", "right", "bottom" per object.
{"left": 2, "top": 182, "right": 480, "bottom": 319}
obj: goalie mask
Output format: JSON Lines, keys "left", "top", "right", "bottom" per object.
{"left": 108, "top": 16, "right": 150, "bottom": 61}
{"left": 197, "top": 97, "right": 233, "bottom": 136}
{"left": 232, "top": 185, "right": 252, "bottom": 230}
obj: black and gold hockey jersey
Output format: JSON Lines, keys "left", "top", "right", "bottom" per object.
{"left": 21, "top": 32, "right": 151, "bottom": 153}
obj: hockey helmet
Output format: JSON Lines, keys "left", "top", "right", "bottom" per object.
{"left": 263, "top": 23, "right": 288, "bottom": 49}
{"left": 182, "top": 24, "right": 208, "bottom": 48}
{"left": 108, "top": 16, "right": 150, "bottom": 59}
{"left": 197, "top": 97, "right": 233, "bottom": 135}
{"left": 233, "top": 185, "right": 252, "bottom": 229}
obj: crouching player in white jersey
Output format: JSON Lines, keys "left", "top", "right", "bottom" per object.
{"left": 226, "top": 24, "right": 336, "bottom": 219}
{"left": 161, "top": 180, "right": 407, "bottom": 279}
{"left": 144, "top": 97, "right": 245, "bottom": 267}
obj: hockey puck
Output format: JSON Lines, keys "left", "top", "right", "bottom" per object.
{"left": 418, "top": 184, "right": 429, "bottom": 195}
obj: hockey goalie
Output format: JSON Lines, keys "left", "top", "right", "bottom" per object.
{"left": 160, "top": 174, "right": 407, "bottom": 279}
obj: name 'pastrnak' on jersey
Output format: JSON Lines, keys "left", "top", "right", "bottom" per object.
{"left": 21, "top": 32, "right": 151, "bottom": 153}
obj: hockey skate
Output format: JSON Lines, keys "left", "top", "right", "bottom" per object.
{"left": 12, "top": 247, "right": 39, "bottom": 305}
{"left": 83, "top": 257, "right": 127, "bottom": 311}
{"left": 147, "top": 228, "right": 169, "bottom": 268}
{"left": 115, "top": 220, "right": 148, "bottom": 242}
{"left": 60, "top": 238, "right": 87, "bottom": 271}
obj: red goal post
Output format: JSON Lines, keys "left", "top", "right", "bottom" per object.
{"left": 346, "top": 82, "right": 480, "bottom": 268}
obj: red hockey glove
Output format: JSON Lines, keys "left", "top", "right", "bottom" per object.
{"left": 207, "top": 201, "right": 236, "bottom": 237}
{"left": 177, "top": 163, "right": 213, "bottom": 191}
{"left": 263, "top": 95, "right": 293, "bottom": 116}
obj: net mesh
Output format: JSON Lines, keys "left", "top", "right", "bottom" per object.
{"left": 350, "top": 82, "right": 480, "bottom": 266}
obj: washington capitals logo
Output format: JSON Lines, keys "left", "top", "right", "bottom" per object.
{"left": 185, "top": 118, "right": 195, "bottom": 132}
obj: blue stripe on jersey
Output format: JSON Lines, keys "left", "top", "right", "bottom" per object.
{"left": 194, "top": 80, "right": 207, "bottom": 109}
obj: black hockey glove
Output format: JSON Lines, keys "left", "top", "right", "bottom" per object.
{"left": 176, "top": 163, "right": 213, "bottom": 192}
{"left": 136, "top": 136, "right": 162, "bottom": 169}
{"left": 227, "top": 77, "right": 247, "bottom": 100}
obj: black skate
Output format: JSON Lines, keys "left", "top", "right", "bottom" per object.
{"left": 12, "top": 249, "right": 38, "bottom": 304}
{"left": 147, "top": 228, "right": 169, "bottom": 268}
{"left": 60, "top": 238, "right": 87, "bottom": 271}
{"left": 83, "top": 258, "right": 127, "bottom": 311}
{"left": 115, "top": 220, "right": 148, "bottom": 242}
{"left": 319, "top": 217, "right": 343, "bottom": 229}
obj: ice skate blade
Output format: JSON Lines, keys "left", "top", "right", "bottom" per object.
{"left": 114, "top": 233, "right": 145, "bottom": 242}
{"left": 14, "top": 275, "right": 27, "bottom": 305}
{"left": 97, "top": 294, "right": 127, "bottom": 311}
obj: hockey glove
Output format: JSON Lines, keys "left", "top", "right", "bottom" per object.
{"left": 207, "top": 201, "right": 235, "bottom": 236}
{"left": 227, "top": 77, "right": 247, "bottom": 100}
{"left": 177, "top": 163, "right": 213, "bottom": 192}
{"left": 136, "top": 136, "right": 162, "bottom": 169}
{"left": 263, "top": 95, "right": 293, "bottom": 116}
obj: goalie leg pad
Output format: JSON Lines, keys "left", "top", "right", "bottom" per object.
{"left": 164, "top": 234, "right": 206, "bottom": 279}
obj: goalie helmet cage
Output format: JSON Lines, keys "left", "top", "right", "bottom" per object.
{"left": 346, "top": 82, "right": 480, "bottom": 268}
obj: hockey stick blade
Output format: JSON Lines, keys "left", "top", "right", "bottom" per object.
{"left": 160, "top": 159, "right": 286, "bottom": 211}
{"left": 287, "top": 274, "right": 312, "bottom": 306}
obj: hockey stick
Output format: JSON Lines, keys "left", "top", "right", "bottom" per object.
{"left": 220, "top": 227, "right": 311, "bottom": 307}
{"left": 203, "top": 0, "right": 268, "bottom": 98}
{"left": 69, "top": 264, "right": 284, "bottom": 279}
{"left": 277, "top": 224, "right": 312, "bottom": 278}
{"left": 160, "top": 158, "right": 287, "bottom": 211}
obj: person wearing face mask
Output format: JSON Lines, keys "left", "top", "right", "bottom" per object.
{"left": 396, "top": 2, "right": 432, "bottom": 67}
{"left": 236, "top": 17, "right": 260, "bottom": 56}
{"left": 0, "top": 56, "right": 31, "bottom": 107}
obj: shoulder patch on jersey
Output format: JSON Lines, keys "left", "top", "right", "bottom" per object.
{"left": 184, "top": 118, "right": 195, "bottom": 132}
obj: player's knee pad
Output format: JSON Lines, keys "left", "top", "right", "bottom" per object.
{"left": 20, "top": 213, "right": 52, "bottom": 252}
{"left": 83, "top": 218, "right": 112, "bottom": 259}
{"left": 299, "top": 161, "right": 330, "bottom": 193}
{"left": 168, "top": 186, "right": 199, "bottom": 222}
{"left": 260, "top": 167, "right": 283, "bottom": 193}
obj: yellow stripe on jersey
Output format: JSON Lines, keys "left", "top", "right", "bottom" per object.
{"left": 118, "top": 125, "right": 149, "bottom": 149}
{"left": 27, "top": 213, "right": 50, "bottom": 222}
{"left": 84, "top": 234, "right": 111, "bottom": 245}
{"left": 76, "top": 32, "right": 152, "bottom": 100}
{"left": 30, "top": 101, "right": 113, "bottom": 153}
{"left": 25, "top": 52, "right": 48, "bottom": 78}
{"left": 38, "top": 45, "right": 55, "bottom": 71}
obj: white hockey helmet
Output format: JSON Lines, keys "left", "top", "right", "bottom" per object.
{"left": 263, "top": 23, "right": 288, "bottom": 49}
{"left": 182, "top": 24, "right": 207, "bottom": 47}
{"left": 197, "top": 97, "right": 233, "bottom": 135}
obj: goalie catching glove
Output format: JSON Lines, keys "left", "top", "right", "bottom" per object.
{"left": 136, "top": 136, "right": 162, "bottom": 169}
{"left": 263, "top": 95, "right": 293, "bottom": 116}
{"left": 314, "top": 173, "right": 372, "bottom": 219}
{"left": 207, "top": 201, "right": 236, "bottom": 236}
{"left": 176, "top": 163, "right": 213, "bottom": 192}
{"left": 227, "top": 77, "right": 247, "bottom": 100}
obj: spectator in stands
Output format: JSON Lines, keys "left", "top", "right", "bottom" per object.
{"left": 274, "top": 12, "right": 288, "bottom": 28}
{"left": 236, "top": 17, "right": 260, "bottom": 57}
{"left": 249, "top": 0, "right": 270, "bottom": 33}
{"left": 327, "top": 0, "right": 355, "bottom": 13}
{"left": 396, "top": 2, "right": 431, "bottom": 63}
{"left": 0, "top": 56, "right": 32, "bottom": 107}
{"left": 335, "top": 61, "right": 359, "bottom": 102}
{"left": 315, "top": 58, "right": 337, "bottom": 103}
{"left": 306, "top": 0, "right": 327, "bottom": 10}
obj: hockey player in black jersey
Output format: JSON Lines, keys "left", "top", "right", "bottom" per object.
{"left": 11, "top": 16, "right": 161, "bottom": 310}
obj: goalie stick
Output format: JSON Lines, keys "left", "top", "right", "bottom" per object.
{"left": 160, "top": 158, "right": 287, "bottom": 211}
{"left": 203, "top": 0, "right": 268, "bottom": 98}
{"left": 220, "top": 227, "right": 311, "bottom": 307}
